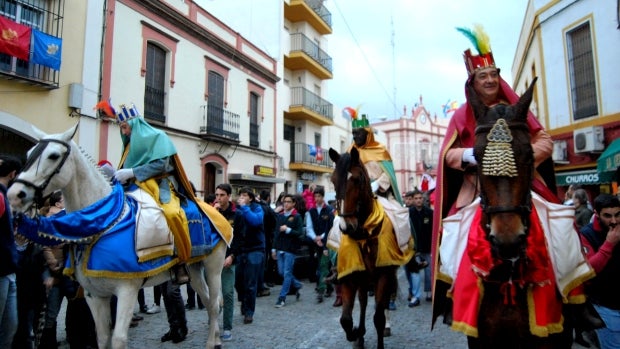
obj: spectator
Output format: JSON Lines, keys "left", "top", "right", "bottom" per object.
{"left": 0, "top": 154, "right": 21, "bottom": 348}
{"left": 404, "top": 189, "right": 433, "bottom": 307}
{"left": 257, "top": 189, "right": 277, "bottom": 295}
{"left": 302, "top": 184, "right": 316, "bottom": 210}
{"left": 579, "top": 194, "right": 620, "bottom": 348}
{"left": 272, "top": 194, "right": 305, "bottom": 308}
{"left": 213, "top": 183, "right": 245, "bottom": 341}
{"left": 574, "top": 189, "right": 593, "bottom": 229}
{"left": 234, "top": 188, "right": 265, "bottom": 325}
{"left": 305, "top": 186, "right": 335, "bottom": 303}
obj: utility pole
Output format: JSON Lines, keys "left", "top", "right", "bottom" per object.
{"left": 391, "top": 16, "right": 397, "bottom": 119}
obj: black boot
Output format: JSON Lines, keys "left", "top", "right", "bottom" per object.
{"left": 171, "top": 263, "right": 190, "bottom": 285}
{"left": 38, "top": 326, "right": 58, "bottom": 349}
{"left": 566, "top": 302, "right": 605, "bottom": 331}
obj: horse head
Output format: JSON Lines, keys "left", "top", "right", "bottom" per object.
{"left": 469, "top": 77, "right": 537, "bottom": 260}
{"left": 8, "top": 123, "right": 111, "bottom": 216}
{"left": 329, "top": 147, "right": 374, "bottom": 239}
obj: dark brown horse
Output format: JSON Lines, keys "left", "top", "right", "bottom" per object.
{"left": 466, "top": 77, "right": 570, "bottom": 348}
{"left": 328, "top": 147, "right": 398, "bottom": 349}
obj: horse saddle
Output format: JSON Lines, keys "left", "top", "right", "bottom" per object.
{"left": 126, "top": 188, "right": 174, "bottom": 262}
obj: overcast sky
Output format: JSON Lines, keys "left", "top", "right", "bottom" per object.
{"left": 197, "top": 0, "right": 528, "bottom": 121}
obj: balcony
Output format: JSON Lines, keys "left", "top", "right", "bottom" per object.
{"left": 284, "top": 33, "right": 333, "bottom": 80}
{"left": 199, "top": 104, "right": 240, "bottom": 145}
{"left": 284, "top": 0, "right": 332, "bottom": 35}
{"left": 285, "top": 87, "right": 334, "bottom": 126}
{"left": 289, "top": 142, "right": 334, "bottom": 173}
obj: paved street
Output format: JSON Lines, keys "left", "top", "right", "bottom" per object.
{"left": 56, "top": 269, "right": 591, "bottom": 348}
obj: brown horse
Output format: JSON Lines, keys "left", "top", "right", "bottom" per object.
{"left": 328, "top": 147, "right": 399, "bottom": 349}
{"left": 466, "top": 77, "right": 571, "bottom": 348}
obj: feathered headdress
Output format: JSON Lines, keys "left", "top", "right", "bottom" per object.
{"left": 457, "top": 24, "right": 496, "bottom": 76}
{"left": 94, "top": 100, "right": 140, "bottom": 122}
{"left": 342, "top": 105, "right": 369, "bottom": 128}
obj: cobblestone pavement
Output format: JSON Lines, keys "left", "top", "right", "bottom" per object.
{"left": 56, "top": 269, "right": 591, "bottom": 348}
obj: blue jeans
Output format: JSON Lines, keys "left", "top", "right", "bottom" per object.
{"left": 0, "top": 274, "right": 18, "bottom": 348}
{"left": 221, "top": 264, "right": 235, "bottom": 331}
{"left": 235, "top": 250, "right": 264, "bottom": 317}
{"left": 277, "top": 251, "right": 301, "bottom": 300}
{"left": 419, "top": 252, "right": 431, "bottom": 293}
{"left": 594, "top": 304, "right": 620, "bottom": 348}
{"left": 404, "top": 266, "right": 421, "bottom": 300}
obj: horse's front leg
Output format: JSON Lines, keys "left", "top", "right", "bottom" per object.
{"left": 111, "top": 286, "right": 140, "bottom": 349}
{"left": 340, "top": 280, "right": 357, "bottom": 342}
{"left": 355, "top": 285, "right": 368, "bottom": 349}
{"left": 203, "top": 242, "right": 226, "bottom": 349}
{"left": 85, "top": 294, "right": 112, "bottom": 349}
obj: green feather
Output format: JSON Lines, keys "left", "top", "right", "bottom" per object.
{"left": 456, "top": 27, "right": 480, "bottom": 54}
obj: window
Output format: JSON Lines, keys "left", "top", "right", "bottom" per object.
{"left": 207, "top": 70, "right": 225, "bottom": 133}
{"left": 249, "top": 92, "right": 259, "bottom": 147}
{"left": 284, "top": 124, "right": 295, "bottom": 141}
{"left": 0, "top": 0, "right": 62, "bottom": 87}
{"left": 143, "top": 43, "right": 166, "bottom": 122}
{"left": 567, "top": 22, "right": 598, "bottom": 120}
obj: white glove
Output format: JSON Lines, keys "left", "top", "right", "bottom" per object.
{"left": 462, "top": 148, "right": 477, "bottom": 165}
{"left": 370, "top": 180, "right": 380, "bottom": 193}
{"left": 114, "top": 168, "right": 135, "bottom": 184}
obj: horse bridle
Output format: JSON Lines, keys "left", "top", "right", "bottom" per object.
{"left": 13, "top": 139, "right": 72, "bottom": 207}
{"left": 474, "top": 120, "right": 532, "bottom": 229}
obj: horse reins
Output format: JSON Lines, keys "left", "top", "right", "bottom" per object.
{"left": 13, "top": 139, "right": 72, "bottom": 207}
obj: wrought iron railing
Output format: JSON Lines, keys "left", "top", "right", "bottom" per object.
{"left": 200, "top": 104, "right": 240, "bottom": 141}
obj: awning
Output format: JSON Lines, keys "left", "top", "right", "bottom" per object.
{"left": 228, "top": 173, "right": 286, "bottom": 184}
{"left": 555, "top": 169, "right": 615, "bottom": 186}
{"left": 597, "top": 138, "right": 620, "bottom": 173}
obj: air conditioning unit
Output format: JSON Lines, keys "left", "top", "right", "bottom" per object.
{"left": 552, "top": 140, "right": 569, "bottom": 164}
{"left": 573, "top": 126, "right": 604, "bottom": 153}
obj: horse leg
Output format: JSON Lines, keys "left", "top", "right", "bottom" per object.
{"left": 85, "top": 294, "right": 112, "bottom": 349}
{"left": 355, "top": 285, "right": 368, "bottom": 349}
{"left": 203, "top": 242, "right": 226, "bottom": 349}
{"left": 373, "top": 269, "right": 396, "bottom": 349}
{"left": 110, "top": 286, "right": 140, "bottom": 349}
{"left": 340, "top": 281, "right": 358, "bottom": 343}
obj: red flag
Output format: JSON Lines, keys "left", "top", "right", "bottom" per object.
{"left": 0, "top": 16, "right": 31, "bottom": 61}
{"left": 316, "top": 147, "right": 323, "bottom": 161}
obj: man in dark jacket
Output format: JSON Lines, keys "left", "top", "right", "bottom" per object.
{"left": 234, "top": 187, "right": 265, "bottom": 325}
{"left": 257, "top": 190, "right": 277, "bottom": 295}
{"left": 272, "top": 194, "right": 304, "bottom": 308}
{"left": 305, "top": 186, "right": 334, "bottom": 303}
{"left": 579, "top": 194, "right": 620, "bottom": 348}
{"left": 213, "top": 183, "right": 245, "bottom": 341}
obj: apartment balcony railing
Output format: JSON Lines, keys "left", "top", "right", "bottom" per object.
{"left": 305, "top": 0, "right": 332, "bottom": 29}
{"left": 199, "top": 104, "right": 240, "bottom": 143}
{"left": 285, "top": 87, "right": 333, "bottom": 126}
{"left": 285, "top": 0, "right": 332, "bottom": 35}
{"left": 290, "top": 32, "right": 332, "bottom": 74}
{"left": 290, "top": 142, "right": 333, "bottom": 171}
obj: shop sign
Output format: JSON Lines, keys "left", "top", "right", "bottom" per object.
{"left": 254, "top": 165, "right": 275, "bottom": 177}
{"left": 300, "top": 172, "right": 316, "bottom": 181}
{"left": 556, "top": 169, "right": 614, "bottom": 186}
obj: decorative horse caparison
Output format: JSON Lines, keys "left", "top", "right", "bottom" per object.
{"left": 465, "top": 77, "right": 571, "bottom": 348}
{"left": 328, "top": 147, "right": 405, "bottom": 349}
{"left": 7, "top": 125, "right": 227, "bottom": 349}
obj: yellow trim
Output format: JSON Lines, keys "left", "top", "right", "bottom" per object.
{"left": 527, "top": 286, "right": 565, "bottom": 337}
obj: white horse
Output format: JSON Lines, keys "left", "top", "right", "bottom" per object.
{"left": 7, "top": 124, "right": 227, "bottom": 349}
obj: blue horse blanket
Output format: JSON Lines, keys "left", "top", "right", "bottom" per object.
{"left": 15, "top": 183, "right": 222, "bottom": 278}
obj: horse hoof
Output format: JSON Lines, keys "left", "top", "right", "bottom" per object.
{"left": 383, "top": 327, "right": 391, "bottom": 337}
